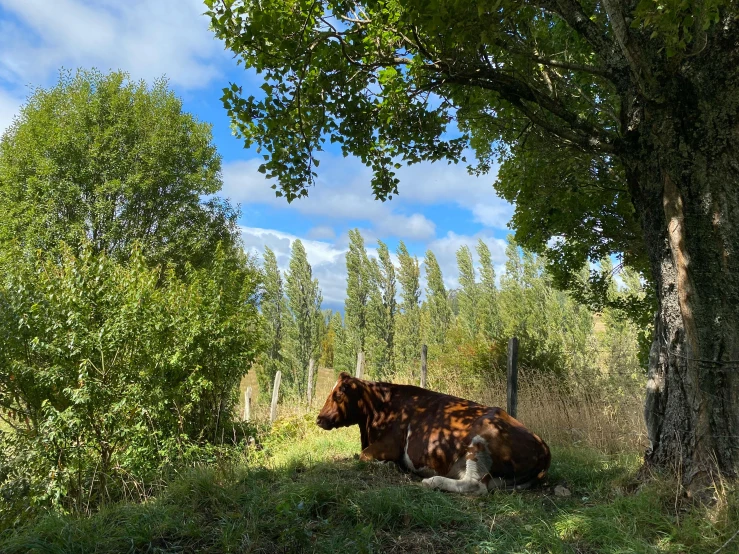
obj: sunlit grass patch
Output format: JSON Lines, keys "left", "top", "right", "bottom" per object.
{"left": 1, "top": 415, "right": 736, "bottom": 553}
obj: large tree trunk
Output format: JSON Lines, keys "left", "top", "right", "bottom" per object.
{"left": 625, "top": 71, "right": 739, "bottom": 485}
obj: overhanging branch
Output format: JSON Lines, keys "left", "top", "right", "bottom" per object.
{"left": 435, "top": 70, "right": 618, "bottom": 154}
{"left": 536, "top": 0, "right": 622, "bottom": 69}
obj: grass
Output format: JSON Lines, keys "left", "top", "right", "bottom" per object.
{"left": 2, "top": 414, "right": 737, "bottom": 554}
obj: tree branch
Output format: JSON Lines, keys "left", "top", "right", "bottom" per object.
{"left": 535, "top": 0, "right": 621, "bottom": 68}
{"left": 438, "top": 69, "right": 618, "bottom": 153}
{"left": 600, "top": 0, "right": 656, "bottom": 95}
{"left": 528, "top": 54, "right": 614, "bottom": 79}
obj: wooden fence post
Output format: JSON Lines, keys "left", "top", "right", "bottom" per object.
{"left": 420, "top": 344, "right": 428, "bottom": 388}
{"left": 270, "top": 371, "right": 282, "bottom": 423}
{"left": 507, "top": 337, "right": 519, "bottom": 419}
{"left": 355, "top": 351, "right": 365, "bottom": 379}
{"left": 244, "top": 386, "right": 252, "bottom": 422}
{"left": 307, "top": 358, "right": 315, "bottom": 406}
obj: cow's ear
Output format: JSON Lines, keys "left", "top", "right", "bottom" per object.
{"left": 339, "top": 371, "right": 351, "bottom": 380}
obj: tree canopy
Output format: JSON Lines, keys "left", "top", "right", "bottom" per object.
{"left": 204, "top": 0, "right": 719, "bottom": 288}
{"left": 0, "top": 69, "right": 264, "bottom": 520}
{"left": 208, "top": 0, "right": 739, "bottom": 482}
{"left": 0, "top": 69, "right": 236, "bottom": 271}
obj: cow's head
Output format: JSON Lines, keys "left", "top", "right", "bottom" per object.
{"left": 316, "top": 372, "right": 365, "bottom": 430}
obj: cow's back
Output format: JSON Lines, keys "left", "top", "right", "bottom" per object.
{"left": 468, "top": 407, "right": 551, "bottom": 485}
{"left": 381, "top": 385, "right": 491, "bottom": 476}
{"left": 376, "top": 384, "right": 549, "bottom": 483}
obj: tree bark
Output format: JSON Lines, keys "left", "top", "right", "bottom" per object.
{"left": 625, "top": 64, "right": 739, "bottom": 485}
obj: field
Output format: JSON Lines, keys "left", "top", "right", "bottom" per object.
{"left": 2, "top": 367, "right": 737, "bottom": 553}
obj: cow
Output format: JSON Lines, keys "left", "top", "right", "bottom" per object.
{"left": 316, "top": 372, "right": 551, "bottom": 495}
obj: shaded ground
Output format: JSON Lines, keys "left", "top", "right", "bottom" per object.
{"left": 2, "top": 416, "right": 737, "bottom": 553}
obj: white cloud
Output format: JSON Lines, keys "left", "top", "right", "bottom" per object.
{"left": 0, "top": 0, "right": 225, "bottom": 90}
{"left": 223, "top": 158, "right": 437, "bottom": 241}
{"left": 375, "top": 213, "right": 436, "bottom": 240}
{"left": 395, "top": 158, "right": 513, "bottom": 230}
{"left": 222, "top": 151, "right": 512, "bottom": 244}
{"left": 470, "top": 203, "right": 513, "bottom": 229}
{"left": 240, "top": 226, "right": 349, "bottom": 310}
{"left": 307, "top": 225, "right": 336, "bottom": 240}
{"left": 424, "top": 231, "right": 508, "bottom": 291}
{"left": 0, "top": 88, "right": 21, "bottom": 135}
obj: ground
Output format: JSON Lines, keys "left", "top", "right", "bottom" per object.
{"left": 1, "top": 412, "right": 736, "bottom": 553}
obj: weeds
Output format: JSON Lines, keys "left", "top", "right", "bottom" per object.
{"left": 2, "top": 368, "right": 735, "bottom": 552}
{"left": 2, "top": 416, "right": 736, "bottom": 553}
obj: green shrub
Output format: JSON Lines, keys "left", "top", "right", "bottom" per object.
{"left": 0, "top": 242, "right": 262, "bottom": 524}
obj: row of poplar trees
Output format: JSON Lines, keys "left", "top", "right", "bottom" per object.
{"left": 257, "top": 228, "right": 643, "bottom": 400}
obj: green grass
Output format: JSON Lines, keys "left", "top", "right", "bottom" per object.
{"left": 1, "top": 415, "right": 737, "bottom": 553}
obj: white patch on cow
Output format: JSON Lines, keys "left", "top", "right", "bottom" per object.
{"left": 421, "top": 435, "right": 491, "bottom": 496}
{"left": 402, "top": 424, "right": 416, "bottom": 472}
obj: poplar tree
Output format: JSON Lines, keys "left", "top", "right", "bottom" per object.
{"left": 258, "top": 247, "right": 288, "bottom": 396}
{"left": 424, "top": 250, "right": 452, "bottom": 346}
{"left": 368, "top": 240, "right": 397, "bottom": 378}
{"left": 284, "top": 239, "right": 322, "bottom": 397}
{"left": 499, "top": 242, "right": 592, "bottom": 375}
{"left": 476, "top": 239, "right": 501, "bottom": 340}
{"left": 330, "top": 311, "right": 352, "bottom": 373}
{"left": 456, "top": 245, "right": 479, "bottom": 338}
{"left": 394, "top": 241, "right": 421, "bottom": 370}
{"left": 319, "top": 312, "right": 336, "bottom": 369}
{"left": 344, "top": 229, "right": 374, "bottom": 356}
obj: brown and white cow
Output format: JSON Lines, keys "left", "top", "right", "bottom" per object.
{"left": 316, "top": 372, "right": 551, "bottom": 494}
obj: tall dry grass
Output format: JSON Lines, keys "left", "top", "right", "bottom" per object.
{"left": 239, "top": 362, "right": 647, "bottom": 455}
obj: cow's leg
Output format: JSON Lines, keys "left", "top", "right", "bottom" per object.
{"left": 400, "top": 423, "right": 436, "bottom": 477}
{"left": 422, "top": 435, "right": 491, "bottom": 496}
{"left": 359, "top": 435, "right": 402, "bottom": 463}
{"left": 422, "top": 475, "right": 487, "bottom": 495}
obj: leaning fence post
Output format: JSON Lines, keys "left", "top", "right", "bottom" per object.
{"left": 355, "top": 351, "right": 365, "bottom": 379}
{"left": 420, "top": 344, "right": 428, "bottom": 388}
{"left": 270, "top": 371, "right": 282, "bottom": 423}
{"left": 244, "top": 386, "right": 252, "bottom": 422}
{"left": 507, "top": 337, "right": 519, "bottom": 418}
{"left": 307, "top": 358, "right": 315, "bottom": 406}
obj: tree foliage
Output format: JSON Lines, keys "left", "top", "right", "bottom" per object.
{"left": 0, "top": 69, "right": 235, "bottom": 272}
{"left": 0, "top": 70, "right": 264, "bottom": 522}
{"left": 283, "top": 240, "right": 323, "bottom": 398}
{"left": 0, "top": 243, "right": 261, "bottom": 522}
{"left": 366, "top": 240, "right": 397, "bottom": 378}
{"left": 257, "top": 247, "right": 289, "bottom": 397}
{"left": 343, "top": 229, "right": 374, "bottom": 356}
{"left": 424, "top": 250, "right": 452, "bottom": 346}
{"left": 456, "top": 245, "right": 480, "bottom": 338}
{"left": 476, "top": 239, "right": 501, "bottom": 339}
{"left": 394, "top": 241, "right": 422, "bottom": 370}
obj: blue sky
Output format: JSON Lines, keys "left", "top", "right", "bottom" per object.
{"left": 0, "top": 0, "right": 514, "bottom": 312}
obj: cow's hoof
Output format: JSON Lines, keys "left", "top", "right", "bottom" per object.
{"left": 421, "top": 477, "right": 439, "bottom": 488}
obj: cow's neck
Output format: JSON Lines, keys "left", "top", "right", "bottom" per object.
{"left": 356, "top": 379, "right": 391, "bottom": 449}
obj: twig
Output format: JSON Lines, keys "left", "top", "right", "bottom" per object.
{"left": 714, "top": 527, "right": 739, "bottom": 554}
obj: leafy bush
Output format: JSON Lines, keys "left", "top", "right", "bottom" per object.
{"left": 0, "top": 242, "right": 262, "bottom": 524}
{"left": 0, "top": 69, "right": 236, "bottom": 273}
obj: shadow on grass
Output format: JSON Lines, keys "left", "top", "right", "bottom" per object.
{"left": 1, "top": 446, "right": 736, "bottom": 553}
